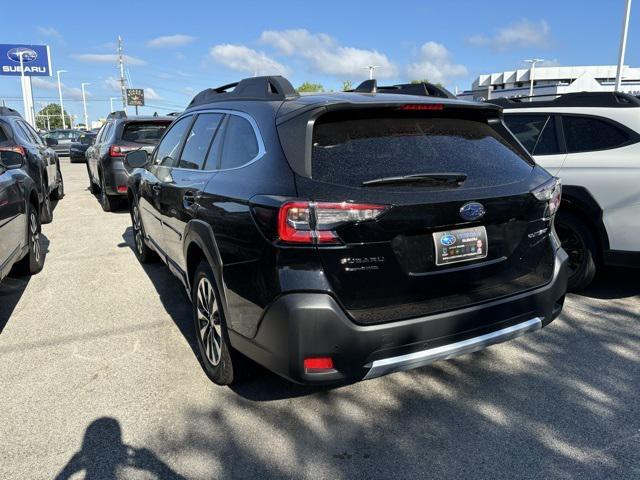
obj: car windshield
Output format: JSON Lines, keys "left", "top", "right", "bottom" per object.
{"left": 122, "top": 122, "right": 171, "bottom": 144}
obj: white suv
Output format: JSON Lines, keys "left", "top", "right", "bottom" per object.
{"left": 494, "top": 92, "right": 640, "bottom": 290}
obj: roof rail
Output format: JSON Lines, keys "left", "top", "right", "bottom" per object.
{"left": 351, "top": 80, "right": 456, "bottom": 99}
{"left": 486, "top": 91, "right": 640, "bottom": 109}
{"left": 188, "top": 75, "right": 299, "bottom": 108}
{"left": 0, "top": 106, "right": 22, "bottom": 117}
{"left": 107, "top": 110, "right": 127, "bottom": 119}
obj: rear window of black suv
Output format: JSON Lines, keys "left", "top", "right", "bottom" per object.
{"left": 311, "top": 112, "right": 534, "bottom": 189}
{"left": 122, "top": 121, "right": 171, "bottom": 144}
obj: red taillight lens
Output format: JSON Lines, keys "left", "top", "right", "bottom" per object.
{"left": 109, "top": 145, "right": 136, "bottom": 157}
{"left": 116, "top": 186, "right": 128, "bottom": 193}
{"left": 277, "top": 201, "right": 387, "bottom": 245}
{"left": 304, "top": 357, "right": 334, "bottom": 372}
{"left": 0, "top": 146, "right": 26, "bottom": 156}
{"left": 400, "top": 103, "right": 444, "bottom": 111}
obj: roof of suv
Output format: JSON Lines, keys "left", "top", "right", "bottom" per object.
{"left": 185, "top": 76, "right": 499, "bottom": 119}
{"left": 487, "top": 91, "right": 640, "bottom": 110}
{"left": 106, "top": 111, "right": 173, "bottom": 122}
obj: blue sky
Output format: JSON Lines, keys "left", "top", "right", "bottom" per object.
{"left": 1, "top": 0, "right": 638, "bottom": 125}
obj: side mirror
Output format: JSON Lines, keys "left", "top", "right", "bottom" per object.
{"left": 45, "top": 137, "right": 58, "bottom": 147}
{"left": 125, "top": 149, "right": 149, "bottom": 170}
{"left": 0, "top": 151, "right": 25, "bottom": 170}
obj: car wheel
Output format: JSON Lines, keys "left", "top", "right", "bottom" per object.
{"left": 192, "top": 261, "right": 251, "bottom": 385}
{"left": 99, "top": 174, "right": 119, "bottom": 212}
{"left": 12, "top": 203, "right": 44, "bottom": 276}
{"left": 129, "top": 199, "right": 157, "bottom": 263}
{"left": 51, "top": 169, "right": 64, "bottom": 200}
{"left": 40, "top": 184, "right": 53, "bottom": 224}
{"left": 555, "top": 211, "right": 597, "bottom": 291}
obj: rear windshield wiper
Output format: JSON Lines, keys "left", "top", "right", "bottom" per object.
{"left": 361, "top": 173, "right": 467, "bottom": 187}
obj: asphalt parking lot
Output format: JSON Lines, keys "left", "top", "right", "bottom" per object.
{"left": 0, "top": 159, "right": 639, "bottom": 480}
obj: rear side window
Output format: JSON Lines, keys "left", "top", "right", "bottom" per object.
{"left": 311, "top": 113, "right": 534, "bottom": 188}
{"left": 179, "top": 113, "right": 224, "bottom": 170}
{"left": 219, "top": 115, "right": 259, "bottom": 169}
{"left": 122, "top": 122, "right": 170, "bottom": 144}
{"left": 562, "top": 115, "right": 630, "bottom": 153}
{"left": 0, "top": 125, "right": 7, "bottom": 142}
{"left": 504, "top": 114, "right": 560, "bottom": 155}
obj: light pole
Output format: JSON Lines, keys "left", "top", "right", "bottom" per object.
{"left": 362, "top": 65, "right": 381, "bottom": 80}
{"left": 109, "top": 97, "right": 119, "bottom": 113}
{"left": 56, "top": 70, "right": 67, "bottom": 129}
{"left": 81, "top": 83, "right": 90, "bottom": 130}
{"left": 615, "top": 0, "right": 633, "bottom": 91}
{"left": 524, "top": 59, "right": 544, "bottom": 101}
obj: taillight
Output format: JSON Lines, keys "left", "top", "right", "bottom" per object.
{"left": 0, "top": 145, "right": 26, "bottom": 156}
{"left": 304, "top": 357, "right": 334, "bottom": 373}
{"left": 399, "top": 104, "right": 444, "bottom": 111}
{"left": 109, "top": 145, "right": 136, "bottom": 157}
{"left": 532, "top": 177, "right": 562, "bottom": 218}
{"left": 278, "top": 201, "right": 387, "bottom": 244}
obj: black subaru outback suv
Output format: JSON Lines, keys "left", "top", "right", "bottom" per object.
{"left": 86, "top": 111, "right": 172, "bottom": 211}
{"left": 125, "top": 76, "right": 568, "bottom": 386}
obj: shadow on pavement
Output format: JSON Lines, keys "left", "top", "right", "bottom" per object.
{"left": 0, "top": 233, "right": 50, "bottom": 333}
{"left": 54, "top": 417, "right": 185, "bottom": 480}
{"left": 578, "top": 266, "right": 640, "bottom": 300}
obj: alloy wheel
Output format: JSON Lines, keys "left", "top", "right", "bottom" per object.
{"left": 556, "top": 223, "right": 585, "bottom": 276}
{"left": 30, "top": 212, "right": 41, "bottom": 263}
{"left": 196, "top": 277, "right": 222, "bottom": 366}
{"left": 132, "top": 204, "right": 144, "bottom": 254}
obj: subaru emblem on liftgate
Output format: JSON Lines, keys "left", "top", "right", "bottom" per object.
{"left": 440, "top": 234, "right": 457, "bottom": 246}
{"left": 459, "top": 202, "right": 486, "bottom": 221}
{"left": 7, "top": 47, "right": 38, "bottom": 63}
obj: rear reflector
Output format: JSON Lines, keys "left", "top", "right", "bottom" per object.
{"left": 400, "top": 104, "right": 444, "bottom": 111}
{"left": 304, "top": 357, "right": 334, "bottom": 372}
{"left": 278, "top": 201, "right": 387, "bottom": 245}
{"left": 117, "top": 186, "right": 128, "bottom": 193}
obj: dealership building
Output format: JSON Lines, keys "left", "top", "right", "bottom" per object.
{"left": 457, "top": 65, "right": 640, "bottom": 101}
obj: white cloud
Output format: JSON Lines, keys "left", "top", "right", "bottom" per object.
{"left": 144, "top": 88, "right": 162, "bottom": 100}
{"left": 260, "top": 29, "right": 397, "bottom": 78}
{"left": 37, "top": 26, "right": 64, "bottom": 43}
{"left": 209, "top": 44, "right": 289, "bottom": 76}
{"left": 72, "top": 53, "right": 147, "bottom": 66}
{"left": 147, "top": 34, "right": 195, "bottom": 48}
{"left": 31, "top": 77, "right": 84, "bottom": 99}
{"left": 104, "top": 76, "right": 122, "bottom": 92}
{"left": 468, "top": 19, "right": 551, "bottom": 51}
{"left": 406, "top": 42, "right": 468, "bottom": 84}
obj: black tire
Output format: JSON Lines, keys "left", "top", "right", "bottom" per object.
{"left": 12, "top": 203, "right": 44, "bottom": 276}
{"left": 99, "top": 174, "right": 120, "bottom": 212}
{"left": 51, "top": 169, "right": 64, "bottom": 201}
{"left": 192, "top": 261, "right": 251, "bottom": 385}
{"left": 555, "top": 211, "right": 597, "bottom": 291}
{"left": 87, "top": 164, "right": 100, "bottom": 194}
{"left": 129, "top": 198, "right": 157, "bottom": 263}
{"left": 40, "top": 181, "right": 53, "bottom": 224}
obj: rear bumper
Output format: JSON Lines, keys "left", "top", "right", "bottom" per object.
{"left": 102, "top": 162, "right": 130, "bottom": 196}
{"left": 230, "top": 248, "right": 568, "bottom": 385}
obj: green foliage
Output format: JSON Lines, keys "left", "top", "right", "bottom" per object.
{"left": 341, "top": 80, "right": 353, "bottom": 91}
{"left": 410, "top": 79, "right": 445, "bottom": 88}
{"left": 296, "top": 82, "right": 324, "bottom": 93}
{"left": 35, "top": 103, "right": 72, "bottom": 130}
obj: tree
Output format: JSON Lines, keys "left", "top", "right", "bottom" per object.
{"left": 35, "top": 103, "right": 72, "bottom": 130}
{"left": 410, "top": 79, "right": 445, "bottom": 89}
{"left": 296, "top": 82, "right": 324, "bottom": 93}
{"left": 341, "top": 80, "right": 353, "bottom": 91}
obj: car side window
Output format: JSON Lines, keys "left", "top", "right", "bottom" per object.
{"left": 504, "top": 115, "right": 549, "bottom": 153}
{"left": 14, "top": 121, "right": 34, "bottom": 145}
{"left": 562, "top": 115, "right": 630, "bottom": 153}
{"left": 178, "top": 113, "right": 224, "bottom": 170}
{"left": 101, "top": 123, "right": 114, "bottom": 143}
{"left": 22, "top": 122, "right": 44, "bottom": 146}
{"left": 152, "top": 116, "right": 191, "bottom": 168}
{"left": 219, "top": 115, "right": 259, "bottom": 170}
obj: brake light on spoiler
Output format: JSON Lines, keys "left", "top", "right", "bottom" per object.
{"left": 399, "top": 104, "right": 444, "bottom": 111}
{"left": 278, "top": 201, "right": 388, "bottom": 244}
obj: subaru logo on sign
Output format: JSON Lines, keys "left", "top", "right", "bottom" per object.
{"left": 459, "top": 202, "right": 486, "bottom": 221}
{"left": 440, "top": 234, "right": 457, "bottom": 246}
{"left": 7, "top": 47, "right": 38, "bottom": 63}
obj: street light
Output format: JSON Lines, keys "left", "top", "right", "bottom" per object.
{"left": 56, "top": 70, "right": 67, "bottom": 129}
{"left": 81, "top": 83, "right": 90, "bottom": 130}
{"left": 362, "top": 65, "right": 381, "bottom": 80}
{"left": 109, "top": 97, "right": 119, "bottom": 114}
{"left": 615, "top": 0, "right": 633, "bottom": 91}
{"left": 524, "top": 59, "right": 544, "bottom": 101}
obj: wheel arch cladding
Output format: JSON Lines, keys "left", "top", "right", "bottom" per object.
{"left": 560, "top": 185, "right": 609, "bottom": 253}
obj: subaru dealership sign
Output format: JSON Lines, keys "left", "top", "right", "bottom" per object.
{"left": 0, "top": 44, "right": 51, "bottom": 76}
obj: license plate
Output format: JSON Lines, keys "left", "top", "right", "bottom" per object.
{"left": 433, "top": 226, "right": 488, "bottom": 266}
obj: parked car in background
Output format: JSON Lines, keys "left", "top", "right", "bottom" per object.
{"left": 42, "top": 129, "right": 83, "bottom": 157}
{"left": 125, "top": 76, "right": 568, "bottom": 386}
{"left": 0, "top": 107, "right": 64, "bottom": 224}
{"left": 0, "top": 149, "right": 44, "bottom": 283}
{"left": 494, "top": 92, "right": 640, "bottom": 290}
{"left": 69, "top": 131, "right": 96, "bottom": 163}
{"left": 86, "top": 112, "right": 172, "bottom": 211}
